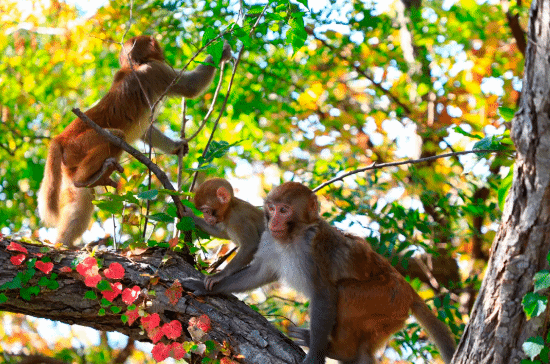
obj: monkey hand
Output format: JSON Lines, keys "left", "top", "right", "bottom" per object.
{"left": 182, "top": 278, "right": 210, "bottom": 296}
{"left": 74, "top": 158, "right": 124, "bottom": 188}
{"left": 287, "top": 327, "right": 311, "bottom": 348}
{"left": 204, "top": 274, "right": 225, "bottom": 291}
{"left": 170, "top": 139, "right": 189, "bottom": 156}
{"left": 221, "top": 42, "right": 233, "bottom": 63}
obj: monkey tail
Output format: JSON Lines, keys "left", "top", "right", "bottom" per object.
{"left": 38, "top": 139, "right": 63, "bottom": 227}
{"left": 411, "top": 295, "right": 456, "bottom": 364}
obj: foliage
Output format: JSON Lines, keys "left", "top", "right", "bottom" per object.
{"left": 0, "top": 0, "right": 525, "bottom": 362}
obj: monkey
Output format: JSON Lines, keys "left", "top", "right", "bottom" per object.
{"left": 38, "top": 35, "right": 232, "bottom": 247}
{"left": 188, "top": 178, "right": 265, "bottom": 291}
{"left": 184, "top": 182, "right": 456, "bottom": 364}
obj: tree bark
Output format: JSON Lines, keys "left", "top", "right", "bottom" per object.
{"left": 0, "top": 238, "right": 304, "bottom": 364}
{"left": 453, "top": 0, "right": 550, "bottom": 363}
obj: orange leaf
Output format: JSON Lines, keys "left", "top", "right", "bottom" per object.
{"left": 151, "top": 342, "right": 170, "bottom": 362}
{"left": 162, "top": 320, "right": 182, "bottom": 340}
{"left": 35, "top": 261, "right": 54, "bottom": 274}
{"left": 141, "top": 313, "right": 161, "bottom": 332}
{"left": 165, "top": 279, "right": 183, "bottom": 306}
{"left": 122, "top": 286, "right": 140, "bottom": 305}
{"left": 104, "top": 262, "right": 125, "bottom": 279}
{"left": 7, "top": 242, "right": 28, "bottom": 254}
{"left": 10, "top": 254, "right": 26, "bottom": 265}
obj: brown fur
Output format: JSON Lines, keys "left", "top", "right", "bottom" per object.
{"left": 192, "top": 178, "right": 265, "bottom": 290}
{"left": 265, "top": 182, "right": 456, "bottom": 364}
{"left": 38, "top": 35, "right": 231, "bottom": 247}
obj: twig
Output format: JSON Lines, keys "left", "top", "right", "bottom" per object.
{"left": 189, "top": 2, "right": 270, "bottom": 192}
{"left": 71, "top": 108, "right": 188, "bottom": 219}
{"left": 186, "top": 61, "right": 227, "bottom": 142}
{"left": 312, "top": 149, "right": 514, "bottom": 192}
{"left": 208, "top": 246, "right": 238, "bottom": 272}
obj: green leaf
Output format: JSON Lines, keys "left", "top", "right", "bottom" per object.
{"left": 97, "top": 280, "right": 110, "bottom": 291}
{"left": 94, "top": 200, "right": 124, "bottom": 214}
{"left": 498, "top": 168, "right": 514, "bottom": 211}
{"left": 85, "top": 290, "right": 98, "bottom": 300}
{"left": 137, "top": 189, "right": 159, "bottom": 201}
{"left": 38, "top": 277, "right": 50, "bottom": 286}
{"left": 176, "top": 216, "right": 196, "bottom": 232}
{"left": 499, "top": 106, "right": 516, "bottom": 122}
{"left": 110, "top": 306, "right": 122, "bottom": 314}
{"left": 522, "top": 292, "right": 548, "bottom": 319}
{"left": 20, "top": 286, "right": 40, "bottom": 301}
{"left": 0, "top": 293, "right": 7, "bottom": 303}
{"left": 534, "top": 270, "right": 550, "bottom": 292}
{"left": 46, "top": 280, "right": 59, "bottom": 290}
{"left": 101, "top": 298, "right": 112, "bottom": 307}
{"left": 98, "top": 308, "right": 106, "bottom": 316}
{"left": 523, "top": 336, "right": 545, "bottom": 360}
{"left": 121, "top": 314, "right": 128, "bottom": 324}
{"left": 454, "top": 126, "right": 482, "bottom": 139}
{"left": 148, "top": 213, "right": 174, "bottom": 223}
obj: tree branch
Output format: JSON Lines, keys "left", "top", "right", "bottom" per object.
{"left": 0, "top": 238, "right": 305, "bottom": 364}
{"left": 313, "top": 149, "right": 514, "bottom": 192}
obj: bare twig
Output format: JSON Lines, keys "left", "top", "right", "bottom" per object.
{"left": 208, "top": 246, "right": 238, "bottom": 272}
{"left": 189, "top": 3, "right": 270, "bottom": 192}
{"left": 186, "top": 61, "right": 228, "bottom": 142}
{"left": 71, "top": 108, "right": 188, "bottom": 219}
{"left": 312, "top": 149, "right": 514, "bottom": 192}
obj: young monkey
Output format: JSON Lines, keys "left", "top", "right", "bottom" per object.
{"left": 190, "top": 178, "right": 264, "bottom": 291}
{"left": 38, "top": 35, "right": 232, "bottom": 247}
{"left": 186, "top": 182, "right": 456, "bottom": 364}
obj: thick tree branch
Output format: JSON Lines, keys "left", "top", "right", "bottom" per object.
{"left": 0, "top": 238, "right": 305, "bottom": 364}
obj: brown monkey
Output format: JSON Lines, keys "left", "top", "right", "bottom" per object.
{"left": 190, "top": 178, "right": 264, "bottom": 291}
{"left": 185, "top": 182, "right": 455, "bottom": 364}
{"left": 38, "top": 35, "right": 232, "bottom": 247}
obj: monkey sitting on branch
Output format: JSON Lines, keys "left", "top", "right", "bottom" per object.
{"left": 187, "top": 178, "right": 265, "bottom": 291}
{"left": 38, "top": 35, "right": 232, "bottom": 247}
{"left": 185, "top": 181, "right": 456, "bottom": 364}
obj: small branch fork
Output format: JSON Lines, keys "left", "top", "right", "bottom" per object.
{"left": 312, "top": 149, "right": 515, "bottom": 192}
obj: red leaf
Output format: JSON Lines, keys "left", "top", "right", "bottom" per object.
{"left": 102, "top": 282, "right": 123, "bottom": 302}
{"left": 169, "top": 342, "right": 186, "bottom": 360}
{"left": 10, "top": 254, "right": 26, "bottom": 266}
{"left": 162, "top": 320, "right": 182, "bottom": 340}
{"left": 165, "top": 279, "right": 183, "bottom": 306}
{"left": 141, "top": 313, "right": 161, "bottom": 332}
{"left": 168, "top": 237, "right": 179, "bottom": 248}
{"left": 126, "top": 308, "right": 140, "bottom": 326}
{"left": 84, "top": 274, "right": 101, "bottom": 287}
{"left": 59, "top": 266, "right": 72, "bottom": 273}
{"left": 35, "top": 261, "right": 54, "bottom": 274}
{"left": 151, "top": 342, "right": 170, "bottom": 362}
{"left": 7, "top": 242, "right": 27, "bottom": 254}
{"left": 220, "top": 358, "right": 237, "bottom": 364}
{"left": 76, "top": 257, "right": 99, "bottom": 278}
{"left": 104, "top": 262, "right": 125, "bottom": 280}
{"left": 189, "top": 314, "right": 211, "bottom": 332}
{"left": 148, "top": 326, "right": 164, "bottom": 343}
{"left": 34, "top": 253, "right": 44, "bottom": 258}
{"left": 122, "top": 286, "right": 140, "bottom": 305}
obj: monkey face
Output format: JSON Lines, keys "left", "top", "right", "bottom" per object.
{"left": 266, "top": 202, "right": 293, "bottom": 240}
{"left": 199, "top": 207, "right": 219, "bottom": 226}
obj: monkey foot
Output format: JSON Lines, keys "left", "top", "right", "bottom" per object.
{"left": 74, "top": 158, "right": 124, "bottom": 188}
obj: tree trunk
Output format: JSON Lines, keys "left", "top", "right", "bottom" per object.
{"left": 0, "top": 238, "right": 305, "bottom": 364}
{"left": 453, "top": 0, "right": 550, "bottom": 362}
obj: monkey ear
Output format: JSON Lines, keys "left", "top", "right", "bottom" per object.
{"left": 217, "top": 187, "right": 232, "bottom": 205}
{"left": 307, "top": 195, "right": 319, "bottom": 221}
